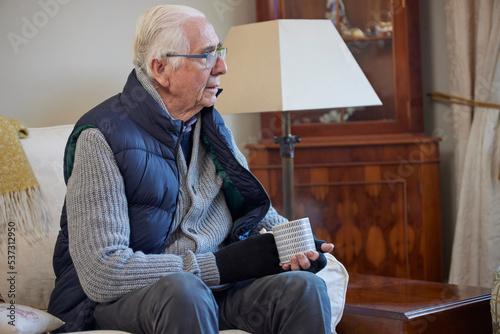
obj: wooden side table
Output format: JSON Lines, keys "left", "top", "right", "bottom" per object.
{"left": 337, "top": 274, "right": 492, "bottom": 333}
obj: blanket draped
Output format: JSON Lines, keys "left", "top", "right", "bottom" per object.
{"left": 0, "top": 115, "right": 50, "bottom": 243}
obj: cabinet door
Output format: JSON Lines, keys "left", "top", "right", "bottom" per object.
{"left": 294, "top": 165, "right": 411, "bottom": 278}
{"left": 255, "top": 0, "right": 423, "bottom": 140}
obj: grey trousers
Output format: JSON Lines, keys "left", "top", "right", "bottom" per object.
{"left": 94, "top": 271, "right": 331, "bottom": 334}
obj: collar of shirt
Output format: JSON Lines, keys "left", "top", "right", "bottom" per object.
{"left": 183, "top": 115, "right": 197, "bottom": 133}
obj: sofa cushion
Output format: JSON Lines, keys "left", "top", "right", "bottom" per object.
{"left": 0, "top": 125, "right": 73, "bottom": 309}
{"left": 0, "top": 303, "right": 64, "bottom": 333}
{"left": 317, "top": 253, "right": 348, "bottom": 330}
{"left": 66, "top": 330, "right": 250, "bottom": 333}
{"left": 68, "top": 329, "right": 253, "bottom": 333}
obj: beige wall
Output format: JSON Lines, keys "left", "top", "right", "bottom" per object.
{"left": 0, "top": 0, "right": 260, "bottom": 152}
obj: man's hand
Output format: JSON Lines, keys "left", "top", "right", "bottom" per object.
{"left": 259, "top": 228, "right": 333, "bottom": 273}
{"left": 282, "top": 242, "right": 334, "bottom": 271}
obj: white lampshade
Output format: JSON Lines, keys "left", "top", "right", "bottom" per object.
{"left": 216, "top": 19, "right": 381, "bottom": 114}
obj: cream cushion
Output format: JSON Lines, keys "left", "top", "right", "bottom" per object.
{"left": 0, "top": 303, "right": 64, "bottom": 333}
{"left": 70, "top": 331, "right": 249, "bottom": 334}
{"left": 0, "top": 125, "right": 71, "bottom": 310}
{"left": 0, "top": 125, "right": 348, "bottom": 334}
{"left": 318, "top": 253, "right": 348, "bottom": 330}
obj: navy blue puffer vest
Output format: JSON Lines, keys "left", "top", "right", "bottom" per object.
{"left": 47, "top": 70, "right": 270, "bottom": 332}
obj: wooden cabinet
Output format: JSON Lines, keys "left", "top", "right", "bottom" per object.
{"left": 250, "top": 0, "right": 443, "bottom": 281}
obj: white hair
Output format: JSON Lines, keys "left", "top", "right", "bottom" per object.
{"left": 131, "top": 5, "right": 206, "bottom": 80}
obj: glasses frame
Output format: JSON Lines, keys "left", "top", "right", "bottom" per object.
{"left": 165, "top": 47, "right": 227, "bottom": 69}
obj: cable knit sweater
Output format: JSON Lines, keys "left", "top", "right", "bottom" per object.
{"left": 66, "top": 72, "right": 287, "bottom": 303}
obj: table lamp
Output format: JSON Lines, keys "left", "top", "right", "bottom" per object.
{"left": 216, "top": 19, "right": 381, "bottom": 220}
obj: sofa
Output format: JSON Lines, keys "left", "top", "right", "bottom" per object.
{"left": 0, "top": 124, "right": 349, "bottom": 333}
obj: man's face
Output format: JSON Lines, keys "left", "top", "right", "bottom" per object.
{"left": 164, "top": 18, "right": 227, "bottom": 121}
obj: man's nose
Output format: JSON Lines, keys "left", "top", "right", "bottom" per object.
{"left": 212, "top": 56, "right": 227, "bottom": 75}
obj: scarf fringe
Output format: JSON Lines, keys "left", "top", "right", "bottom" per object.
{"left": 0, "top": 186, "right": 52, "bottom": 246}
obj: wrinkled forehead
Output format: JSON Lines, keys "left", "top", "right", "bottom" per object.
{"left": 183, "top": 17, "right": 220, "bottom": 54}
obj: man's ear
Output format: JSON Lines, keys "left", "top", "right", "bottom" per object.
{"left": 150, "top": 58, "right": 170, "bottom": 88}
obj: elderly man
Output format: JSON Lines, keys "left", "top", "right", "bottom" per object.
{"left": 48, "top": 5, "right": 333, "bottom": 334}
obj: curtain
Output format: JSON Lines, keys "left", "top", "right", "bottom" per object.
{"left": 445, "top": 0, "right": 500, "bottom": 288}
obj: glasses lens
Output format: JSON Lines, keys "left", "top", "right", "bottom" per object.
{"left": 206, "top": 48, "right": 226, "bottom": 69}
{"left": 218, "top": 47, "right": 226, "bottom": 60}
{"left": 206, "top": 51, "right": 217, "bottom": 69}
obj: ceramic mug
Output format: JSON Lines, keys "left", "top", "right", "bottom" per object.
{"left": 271, "top": 217, "right": 316, "bottom": 265}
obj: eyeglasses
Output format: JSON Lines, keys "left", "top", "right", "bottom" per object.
{"left": 165, "top": 47, "right": 227, "bottom": 69}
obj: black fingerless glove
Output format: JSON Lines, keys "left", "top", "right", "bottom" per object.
{"left": 302, "top": 237, "right": 328, "bottom": 274}
{"left": 215, "top": 233, "right": 283, "bottom": 284}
